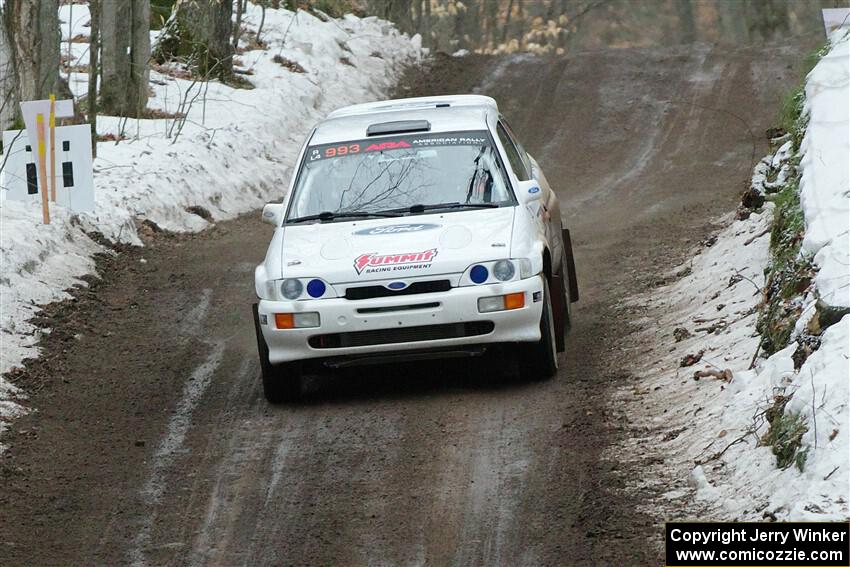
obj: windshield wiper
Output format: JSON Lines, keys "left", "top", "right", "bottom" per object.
{"left": 381, "top": 202, "right": 501, "bottom": 215}
{"left": 288, "top": 210, "right": 402, "bottom": 223}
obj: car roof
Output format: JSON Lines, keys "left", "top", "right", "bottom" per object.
{"left": 311, "top": 95, "right": 499, "bottom": 145}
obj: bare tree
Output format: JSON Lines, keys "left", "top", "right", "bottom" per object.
{"left": 386, "top": 0, "right": 413, "bottom": 35}
{"left": 233, "top": 0, "right": 245, "bottom": 49}
{"left": 88, "top": 0, "right": 100, "bottom": 155}
{"left": 175, "top": 0, "right": 234, "bottom": 81}
{"left": 423, "top": 0, "right": 431, "bottom": 48}
{"left": 3, "top": 0, "right": 61, "bottom": 105}
{"left": 256, "top": 1, "right": 268, "bottom": 45}
{"left": 100, "top": 0, "right": 150, "bottom": 117}
{"left": 0, "top": 4, "right": 18, "bottom": 131}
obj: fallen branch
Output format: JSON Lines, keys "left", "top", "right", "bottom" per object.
{"left": 693, "top": 368, "right": 733, "bottom": 382}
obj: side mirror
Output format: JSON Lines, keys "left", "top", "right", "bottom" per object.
{"left": 262, "top": 203, "right": 284, "bottom": 226}
{"left": 516, "top": 180, "right": 542, "bottom": 205}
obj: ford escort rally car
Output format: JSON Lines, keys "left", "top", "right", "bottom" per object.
{"left": 253, "top": 95, "right": 578, "bottom": 402}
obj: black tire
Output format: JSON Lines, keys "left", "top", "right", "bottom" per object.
{"left": 523, "top": 279, "right": 559, "bottom": 381}
{"left": 252, "top": 304, "right": 301, "bottom": 403}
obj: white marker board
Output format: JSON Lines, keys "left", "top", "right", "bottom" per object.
{"left": 2, "top": 125, "right": 94, "bottom": 213}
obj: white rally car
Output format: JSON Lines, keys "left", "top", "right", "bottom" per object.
{"left": 253, "top": 95, "right": 578, "bottom": 402}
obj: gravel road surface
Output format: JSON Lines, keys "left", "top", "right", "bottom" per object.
{"left": 0, "top": 42, "right": 811, "bottom": 566}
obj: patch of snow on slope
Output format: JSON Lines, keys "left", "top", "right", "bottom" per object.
{"left": 0, "top": 4, "right": 422, "bottom": 442}
{"left": 615, "top": 33, "right": 849, "bottom": 522}
{"left": 799, "top": 31, "right": 850, "bottom": 308}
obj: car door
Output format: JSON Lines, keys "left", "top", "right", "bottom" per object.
{"left": 496, "top": 119, "right": 565, "bottom": 274}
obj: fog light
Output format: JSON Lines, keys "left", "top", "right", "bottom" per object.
{"left": 477, "top": 292, "right": 525, "bottom": 313}
{"left": 477, "top": 296, "right": 505, "bottom": 313}
{"left": 281, "top": 278, "right": 303, "bottom": 299}
{"left": 293, "top": 312, "right": 320, "bottom": 328}
{"left": 493, "top": 260, "right": 515, "bottom": 281}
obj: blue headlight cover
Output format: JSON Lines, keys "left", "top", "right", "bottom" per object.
{"left": 470, "top": 264, "right": 489, "bottom": 284}
{"left": 306, "top": 279, "right": 326, "bottom": 298}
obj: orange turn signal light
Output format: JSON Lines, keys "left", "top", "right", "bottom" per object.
{"left": 274, "top": 313, "right": 294, "bottom": 329}
{"left": 504, "top": 292, "right": 525, "bottom": 310}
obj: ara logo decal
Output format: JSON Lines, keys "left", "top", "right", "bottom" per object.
{"left": 364, "top": 140, "right": 412, "bottom": 152}
{"left": 353, "top": 249, "right": 437, "bottom": 275}
{"left": 353, "top": 223, "right": 440, "bottom": 236}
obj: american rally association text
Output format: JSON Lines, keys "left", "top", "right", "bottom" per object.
{"left": 669, "top": 526, "right": 848, "bottom": 547}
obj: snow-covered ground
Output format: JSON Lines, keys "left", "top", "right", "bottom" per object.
{"left": 617, "top": 30, "right": 849, "bottom": 521}
{"left": 0, "top": 3, "right": 422, "bottom": 445}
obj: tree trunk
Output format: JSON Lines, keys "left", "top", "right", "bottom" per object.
{"left": 176, "top": 0, "right": 233, "bottom": 81}
{"left": 423, "top": 0, "right": 431, "bottom": 48}
{"left": 516, "top": 0, "right": 525, "bottom": 49}
{"left": 0, "top": 5, "right": 18, "bottom": 131}
{"left": 387, "top": 0, "right": 413, "bottom": 35}
{"left": 412, "top": 0, "right": 422, "bottom": 37}
{"left": 676, "top": 0, "right": 696, "bottom": 43}
{"left": 233, "top": 0, "right": 244, "bottom": 49}
{"left": 257, "top": 2, "right": 267, "bottom": 44}
{"left": 100, "top": 0, "right": 150, "bottom": 117}
{"left": 502, "top": 0, "right": 515, "bottom": 44}
{"left": 3, "top": 0, "right": 60, "bottom": 106}
{"left": 88, "top": 0, "right": 100, "bottom": 155}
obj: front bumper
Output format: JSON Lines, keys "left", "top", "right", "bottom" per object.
{"left": 257, "top": 275, "right": 544, "bottom": 363}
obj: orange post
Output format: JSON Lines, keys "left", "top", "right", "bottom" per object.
{"left": 36, "top": 114, "right": 50, "bottom": 224}
{"left": 49, "top": 94, "right": 56, "bottom": 202}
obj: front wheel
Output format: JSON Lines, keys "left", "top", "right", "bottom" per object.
{"left": 522, "top": 279, "right": 559, "bottom": 381}
{"left": 252, "top": 304, "right": 302, "bottom": 403}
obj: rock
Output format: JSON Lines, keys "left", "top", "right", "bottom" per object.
{"left": 816, "top": 299, "right": 850, "bottom": 330}
{"left": 680, "top": 350, "right": 704, "bottom": 367}
{"left": 673, "top": 327, "right": 691, "bottom": 342}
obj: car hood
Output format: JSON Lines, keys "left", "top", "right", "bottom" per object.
{"left": 279, "top": 207, "right": 516, "bottom": 283}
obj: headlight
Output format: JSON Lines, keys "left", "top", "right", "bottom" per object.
{"left": 470, "top": 264, "right": 489, "bottom": 284}
{"left": 493, "top": 260, "right": 515, "bottom": 281}
{"left": 306, "top": 279, "right": 326, "bottom": 298}
{"left": 281, "top": 278, "right": 303, "bottom": 299}
{"left": 462, "top": 259, "right": 531, "bottom": 285}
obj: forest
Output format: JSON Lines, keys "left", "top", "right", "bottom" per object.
{"left": 0, "top": 0, "right": 838, "bottom": 142}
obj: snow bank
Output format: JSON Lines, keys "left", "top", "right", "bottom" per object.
{"left": 615, "top": 33, "right": 849, "bottom": 522}
{"left": 799, "top": 31, "right": 850, "bottom": 308}
{"left": 0, "top": 4, "right": 422, "bottom": 442}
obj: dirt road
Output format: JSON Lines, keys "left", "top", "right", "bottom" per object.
{"left": 1, "top": 43, "right": 811, "bottom": 566}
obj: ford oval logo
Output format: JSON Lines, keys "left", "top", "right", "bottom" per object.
{"left": 386, "top": 281, "right": 408, "bottom": 290}
{"left": 528, "top": 186, "right": 540, "bottom": 194}
{"left": 354, "top": 223, "right": 441, "bottom": 236}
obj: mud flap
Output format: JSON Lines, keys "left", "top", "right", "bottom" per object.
{"left": 562, "top": 228, "right": 579, "bottom": 303}
{"left": 551, "top": 272, "right": 567, "bottom": 352}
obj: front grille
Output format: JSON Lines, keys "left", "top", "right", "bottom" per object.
{"left": 309, "top": 321, "right": 494, "bottom": 349}
{"left": 344, "top": 279, "right": 451, "bottom": 300}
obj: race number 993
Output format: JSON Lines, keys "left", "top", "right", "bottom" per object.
{"left": 325, "top": 144, "right": 361, "bottom": 157}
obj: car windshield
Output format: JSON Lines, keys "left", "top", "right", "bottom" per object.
{"left": 286, "top": 130, "right": 514, "bottom": 222}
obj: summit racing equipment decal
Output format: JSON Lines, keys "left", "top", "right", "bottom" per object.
{"left": 354, "top": 249, "right": 437, "bottom": 275}
{"left": 307, "top": 130, "right": 490, "bottom": 162}
{"left": 353, "top": 223, "right": 441, "bottom": 236}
